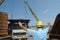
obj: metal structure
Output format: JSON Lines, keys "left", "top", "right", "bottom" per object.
{"left": 0, "top": 0, "right": 4, "bottom": 5}
{"left": 24, "top": 0, "right": 39, "bottom": 21}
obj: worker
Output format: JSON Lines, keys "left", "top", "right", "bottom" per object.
{"left": 18, "top": 21, "right": 51, "bottom": 40}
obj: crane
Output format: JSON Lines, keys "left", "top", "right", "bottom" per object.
{"left": 0, "top": 0, "right": 4, "bottom": 5}
{"left": 24, "top": 0, "right": 44, "bottom": 27}
{"left": 24, "top": 0, "right": 39, "bottom": 21}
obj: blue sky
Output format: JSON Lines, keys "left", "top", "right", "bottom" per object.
{"left": 0, "top": 0, "right": 60, "bottom": 26}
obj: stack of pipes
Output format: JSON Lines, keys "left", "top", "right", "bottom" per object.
{"left": 0, "top": 12, "right": 8, "bottom": 36}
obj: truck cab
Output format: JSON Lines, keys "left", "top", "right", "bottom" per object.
{"left": 8, "top": 19, "right": 30, "bottom": 40}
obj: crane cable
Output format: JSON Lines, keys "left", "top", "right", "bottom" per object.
{"left": 11, "top": 0, "right": 14, "bottom": 19}
{"left": 24, "top": 1, "right": 28, "bottom": 19}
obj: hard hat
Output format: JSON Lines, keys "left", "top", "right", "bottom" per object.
{"left": 36, "top": 21, "right": 43, "bottom": 27}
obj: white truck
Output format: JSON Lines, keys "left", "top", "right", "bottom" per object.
{"left": 8, "top": 19, "right": 30, "bottom": 40}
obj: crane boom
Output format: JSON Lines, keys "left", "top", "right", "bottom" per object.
{"left": 0, "top": 0, "right": 4, "bottom": 5}
{"left": 24, "top": 0, "right": 39, "bottom": 21}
